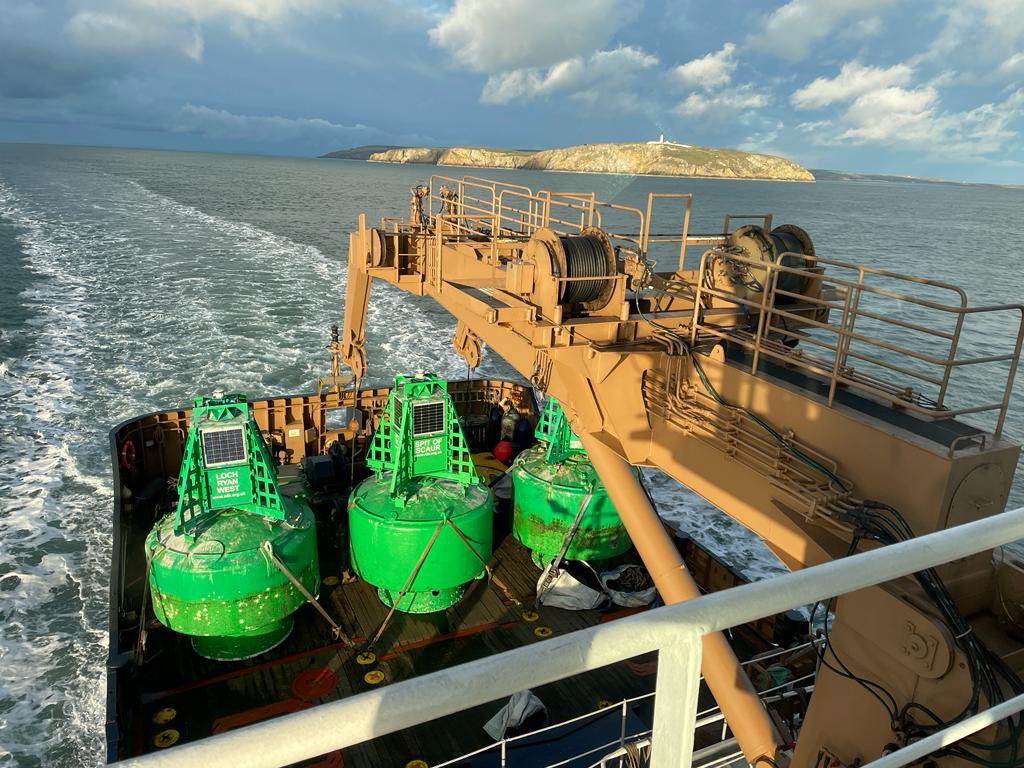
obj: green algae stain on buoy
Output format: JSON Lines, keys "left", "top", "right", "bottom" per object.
{"left": 511, "top": 398, "right": 633, "bottom": 567}
{"left": 145, "top": 393, "right": 319, "bottom": 660}
{"left": 348, "top": 373, "right": 493, "bottom": 614}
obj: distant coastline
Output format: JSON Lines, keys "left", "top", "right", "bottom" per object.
{"left": 321, "top": 142, "right": 814, "bottom": 182}
{"left": 809, "top": 168, "right": 1024, "bottom": 190}
{"left": 322, "top": 145, "right": 1023, "bottom": 189}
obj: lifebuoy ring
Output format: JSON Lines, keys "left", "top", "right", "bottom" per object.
{"left": 120, "top": 439, "right": 137, "bottom": 471}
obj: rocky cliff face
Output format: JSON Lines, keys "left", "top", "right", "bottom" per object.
{"left": 438, "top": 147, "right": 533, "bottom": 168}
{"left": 368, "top": 146, "right": 532, "bottom": 168}
{"left": 366, "top": 142, "right": 813, "bottom": 181}
{"left": 525, "top": 143, "right": 814, "bottom": 180}
{"left": 368, "top": 147, "right": 444, "bottom": 164}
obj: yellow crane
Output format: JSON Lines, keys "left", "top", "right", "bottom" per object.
{"left": 340, "top": 174, "right": 1024, "bottom": 768}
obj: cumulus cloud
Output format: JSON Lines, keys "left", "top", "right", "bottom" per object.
{"left": 670, "top": 43, "right": 737, "bottom": 90}
{"left": 927, "top": 0, "right": 1024, "bottom": 69}
{"left": 481, "top": 46, "right": 658, "bottom": 106}
{"left": 675, "top": 85, "right": 768, "bottom": 118}
{"left": 748, "top": 0, "right": 896, "bottom": 61}
{"left": 66, "top": 0, "right": 339, "bottom": 60}
{"left": 668, "top": 42, "right": 766, "bottom": 120}
{"left": 430, "top": 0, "right": 641, "bottom": 73}
{"left": 791, "top": 61, "right": 914, "bottom": 109}
{"left": 837, "top": 85, "right": 939, "bottom": 143}
{"left": 790, "top": 55, "right": 1024, "bottom": 160}
{"left": 836, "top": 87, "right": 1024, "bottom": 158}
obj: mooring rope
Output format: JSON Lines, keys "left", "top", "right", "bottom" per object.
{"left": 262, "top": 541, "right": 354, "bottom": 646}
{"left": 535, "top": 483, "right": 595, "bottom": 607}
{"left": 365, "top": 516, "right": 447, "bottom": 649}
{"left": 445, "top": 518, "right": 522, "bottom": 607}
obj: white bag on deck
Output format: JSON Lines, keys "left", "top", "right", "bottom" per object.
{"left": 600, "top": 564, "right": 657, "bottom": 607}
{"left": 536, "top": 566, "right": 607, "bottom": 610}
{"left": 483, "top": 690, "right": 547, "bottom": 740}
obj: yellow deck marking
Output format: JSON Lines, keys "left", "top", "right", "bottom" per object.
{"left": 152, "top": 707, "right": 176, "bottom": 724}
{"left": 153, "top": 729, "right": 180, "bottom": 749}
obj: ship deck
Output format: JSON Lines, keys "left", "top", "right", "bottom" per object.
{"left": 126, "top": 465, "right": 672, "bottom": 767}
{"left": 109, "top": 383, "right": 806, "bottom": 767}
{"left": 132, "top": 544, "right": 661, "bottom": 765}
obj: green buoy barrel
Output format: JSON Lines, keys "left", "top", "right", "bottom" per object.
{"left": 511, "top": 444, "right": 632, "bottom": 567}
{"left": 349, "top": 475, "right": 493, "bottom": 613}
{"left": 145, "top": 498, "right": 319, "bottom": 660}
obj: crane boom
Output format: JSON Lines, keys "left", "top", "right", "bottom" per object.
{"left": 340, "top": 175, "right": 1024, "bottom": 767}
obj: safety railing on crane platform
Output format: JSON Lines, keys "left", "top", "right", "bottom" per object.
{"left": 425, "top": 175, "right": 694, "bottom": 263}
{"left": 112, "top": 506, "right": 1024, "bottom": 768}
{"left": 690, "top": 246, "right": 1024, "bottom": 437}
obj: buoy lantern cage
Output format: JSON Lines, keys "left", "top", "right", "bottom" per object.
{"left": 145, "top": 393, "right": 320, "bottom": 661}
{"left": 348, "top": 373, "right": 494, "bottom": 613}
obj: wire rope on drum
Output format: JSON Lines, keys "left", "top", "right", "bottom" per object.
{"left": 558, "top": 233, "right": 610, "bottom": 305}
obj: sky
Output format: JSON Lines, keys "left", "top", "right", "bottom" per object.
{"left": 1, "top": 0, "right": 1022, "bottom": 183}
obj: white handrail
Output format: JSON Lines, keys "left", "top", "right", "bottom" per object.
{"left": 862, "top": 692, "right": 1024, "bottom": 768}
{"left": 112, "top": 506, "right": 1024, "bottom": 768}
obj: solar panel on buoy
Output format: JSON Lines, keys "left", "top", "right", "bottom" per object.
{"left": 202, "top": 428, "right": 247, "bottom": 466}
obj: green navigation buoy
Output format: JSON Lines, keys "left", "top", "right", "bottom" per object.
{"left": 145, "top": 393, "right": 319, "bottom": 660}
{"left": 348, "top": 373, "right": 493, "bottom": 613}
{"left": 511, "top": 398, "right": 633, "bottom": 567}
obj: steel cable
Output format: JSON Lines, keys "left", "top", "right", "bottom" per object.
{"left": 558, "top": 234, "right": 609, "bottom": 304}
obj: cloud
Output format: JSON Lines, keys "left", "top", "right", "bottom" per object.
{"left": 791, "top": 61, "right": 914, "bottom": 109}
{"left": 748, "top": 0, "right": 896, "bottom": 61}
{"left": 176, "top": 104, "right": 374, "bottom": 141}
{"left": 836, "top": 85, "right": 939, "bottom": 143}
{"left": 66, "top": 0, "right": 339, "bottom": 60}
{"left": 738, "top": 121, "right": 785, "bottom": 152}
{"left": 481, "top": 46, "right": 658, "bottom": 106}
{"left": 429, "top": 0, "right": 641, "bottom": 73}
{"left": 800, "top": 81, "right": 1024, "bottom": 161}
{"left": 669, "top": 43, "right": 737, "bottom": 90}
{"left": 667, "top": 41, "right": 767, "bottom": 121}
{"left": 797, "top": 120, "right": 832, "bottom": 133}
{"left": 998, "top": 52, "right": 1024, "bottom": 77}
{"left": 928, "top": 0, "right": 1024, "bottom": 60}
{"left": 787, "top": 48, "right": 1024, "bottom": 161}
{"left": 844, "top": 88, "right": 1024, "bottom": 157}
{"left": 675, "top": 85, "right": 768, "bottom": 118}
{"left": 67, "top": 10, "right": 204, "bottom": 60}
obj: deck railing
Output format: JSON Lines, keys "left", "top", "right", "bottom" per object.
{"left": 691, "top": 248, "right": 1024, "bottom": 436}
{"left": 112, "top": 506, "right": 1024, "bottom": 768}
{"left": 428, "top": 642, "right": 817, "bottom": 768}
{"left": 424, "top": 174, "right": 698, "bottom": 266}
